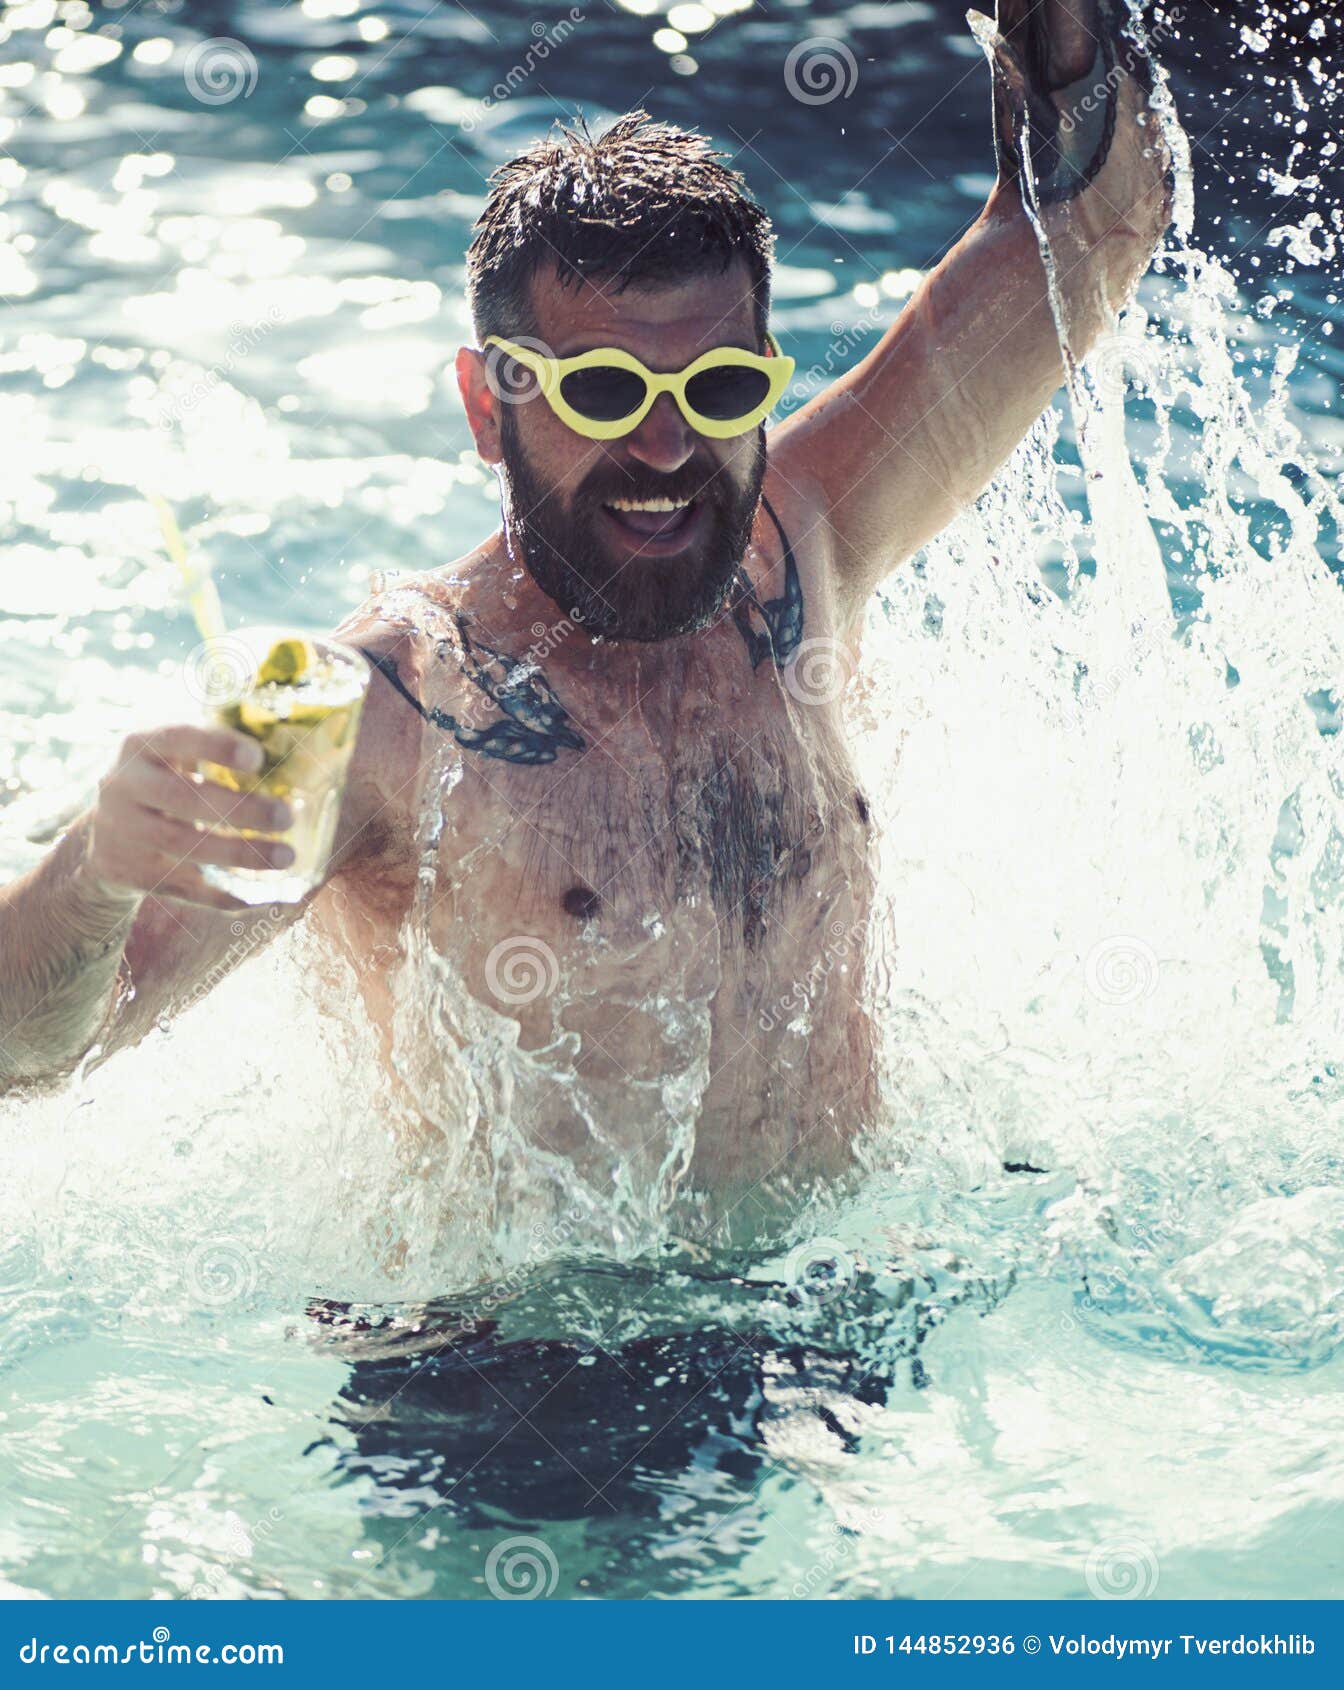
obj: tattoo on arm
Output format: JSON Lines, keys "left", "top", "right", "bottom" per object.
{"left": 358, "top": 618, "right": 585, "bottom": 766}
{"left": 733, "top": 494, "right": 805, "bottom": 671}
{"left": 1029, "top": 29, "right": 1119, "bottom": 207}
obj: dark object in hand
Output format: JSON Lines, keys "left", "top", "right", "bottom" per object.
{"left": 972, "top": 0, "right": 1158, "bottom": 207}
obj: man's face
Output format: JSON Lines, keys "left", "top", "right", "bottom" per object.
{"left": 472, "top": 264, "right": 768, "bottom": 643}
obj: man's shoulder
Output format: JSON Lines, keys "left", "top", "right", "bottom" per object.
{"left": 332, "top": 566, "right": 468, "bottom": 665}
{"left": 325, "top": 571, "right": 471, "bottom": 867}
{"left": 332, "top": 560, "right": 502, "bottom": 719}
{"left": 330, "top": 553, "right": 515, "bottom": 789}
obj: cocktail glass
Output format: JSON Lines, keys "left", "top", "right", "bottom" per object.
{"left": 196, "top": 628, "right": 370, "bottom": 905}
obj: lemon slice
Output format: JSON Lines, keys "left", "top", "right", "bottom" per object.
{"left": 238, "top": 699, "right": 278, "bottom": 735}
{"left": 256, "top": 637, "right": 314, "bottom": 686}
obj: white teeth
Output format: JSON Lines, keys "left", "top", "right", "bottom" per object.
{"left": 606, "top": 497, "right": 690, "bottom": 513}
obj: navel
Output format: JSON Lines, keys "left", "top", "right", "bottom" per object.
{"left": 562, "top": 884, "right": 602, "bottom": 920}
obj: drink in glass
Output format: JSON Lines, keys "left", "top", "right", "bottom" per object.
{"left": 197, "top": 629, "right": 370, "bottom": 905}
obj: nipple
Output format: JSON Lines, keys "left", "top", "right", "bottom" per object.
{"left": 562, "top": 884, "right": 601, "bottom": 921}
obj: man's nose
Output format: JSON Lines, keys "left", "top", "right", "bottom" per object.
{"left": 622, "top": 392, "right": 696, "bottom": 475}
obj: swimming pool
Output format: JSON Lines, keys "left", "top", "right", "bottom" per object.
{"left": 2, "top": 0, "right": 1344, "bottom": 1600}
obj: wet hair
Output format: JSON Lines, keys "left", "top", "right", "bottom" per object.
{"left": 465, "top": 109, "right": 774, "bottom": 344}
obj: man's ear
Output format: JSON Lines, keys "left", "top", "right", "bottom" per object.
{"left": 456, "top": 345, "right": 503, "bottom": 465}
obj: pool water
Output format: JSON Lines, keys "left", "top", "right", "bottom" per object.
{"left": 3, "top": 0, "right": 1344, "bottom": 1600}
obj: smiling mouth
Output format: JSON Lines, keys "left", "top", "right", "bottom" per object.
{"left": 601, "top": 496, "right": 701, "bottom": 550}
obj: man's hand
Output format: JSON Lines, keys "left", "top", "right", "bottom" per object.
{"left": 972, "top": 0, "right": 1162, "bottom": 209}
{"left": 84, "top": 724, "right": 293, "bottom": 910}
{"left": 0, "top": 724, "right": 301, "bottom": 1088}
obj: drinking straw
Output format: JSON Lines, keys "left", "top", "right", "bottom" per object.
{"left": 148, "top": 493, "right": 228, "bottom": 644}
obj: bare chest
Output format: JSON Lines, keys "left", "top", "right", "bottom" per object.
{"left": 319, "top": 632, "right": 876, "bottom": 1200}
{"left": 434, "top": 692, "right": 867, "bottom": 974}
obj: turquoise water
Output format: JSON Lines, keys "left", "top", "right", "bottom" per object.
{"left": 3, "top": 0, "right": 1344, "bottom": 1600}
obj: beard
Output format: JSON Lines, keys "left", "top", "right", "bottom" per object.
{"left": 497, "top": 408, "right": 766, "bottom": 643}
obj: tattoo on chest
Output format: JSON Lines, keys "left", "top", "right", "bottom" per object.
{"left": 360, "top": 495, "right": 804, "bottom": 768}
{"left": 732, "top": 494, "right": 805, "bottom": 671}
{"left": 358, "top": 617, "right": 585, "bottom": 766}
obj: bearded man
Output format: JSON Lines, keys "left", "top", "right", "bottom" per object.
{"left": 0, "top": 2, "right": 1172, "bottom": 1228}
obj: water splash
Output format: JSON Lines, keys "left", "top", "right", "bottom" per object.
{"left": 845, "top": 0, "right": 1344, "bottom": 1378}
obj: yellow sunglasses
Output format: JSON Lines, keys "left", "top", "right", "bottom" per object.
{"left": 483, "top": 332, "right": 795, "bottom": 440}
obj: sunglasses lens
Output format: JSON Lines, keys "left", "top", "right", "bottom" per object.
{"left": 559, "top": 366, "right": 648, "bottom": 423}
{"left": 684, "top": 365, "right": 773, "bottom": 422}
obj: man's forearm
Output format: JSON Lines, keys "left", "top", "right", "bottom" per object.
{"left": 0, "top": 816, "right": 141, "bottom": 1085}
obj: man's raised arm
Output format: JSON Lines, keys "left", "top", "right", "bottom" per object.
{"left": 773, "top": 0, "right": 1175, "bottom": 614}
